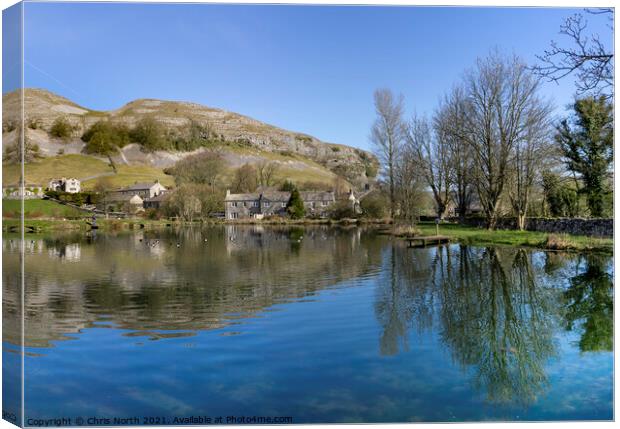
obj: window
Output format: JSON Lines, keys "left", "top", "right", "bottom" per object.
{"left": 230, "top": 213, "right": 238, "bottom": 219}
{"left": 322, "top": 201, "right": 329, "bottom": 206}
{"left": 263, "top": 202, "right": 270, "bottom": 208}
{"left": 251, "top": 201, "right": 259, "bottom": 207}
{"left": 230, "top": 202, "right": 238, "bottom": 207}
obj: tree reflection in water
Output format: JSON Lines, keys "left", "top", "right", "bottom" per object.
{"left": 438, "top": 246, "right": 558, "bottom": 405}
{"left": 563, "top": 254, "right": 613, "bottom": 352}
{"left": 374, "top": 243, "right": 612, "bottom": 406}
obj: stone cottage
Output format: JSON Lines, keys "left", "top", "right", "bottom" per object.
{"left": 224, "top": 189, "right": 336, "bottom": 220}
{"left": 116, "top": 181, "right": 167, "bottom": 199}
{"left": 101, "top": 193, "right": 144, "bottom": 214}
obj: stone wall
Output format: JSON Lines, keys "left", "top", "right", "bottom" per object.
{"left": 454, "top": 217, "right": 613, "bottom": 238}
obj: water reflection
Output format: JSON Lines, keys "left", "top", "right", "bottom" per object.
{"left": 374, "top": 243, "right": 613, "bottom": 406}
{"left": 1, "top": 228, "right": 613, "bottom": 421}
{"left": 3, "top": 226, "right": 383, "bottom": 347}
{"left": 563, "top": 255, "right": 613, "bottom": 352}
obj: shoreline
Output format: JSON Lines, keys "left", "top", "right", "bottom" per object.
{"left": 2, "top": 217, "right": 612, "bottom": 254}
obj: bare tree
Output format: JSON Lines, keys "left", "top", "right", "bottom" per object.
{"left": 232, "top": 163, "right": 258, "bottom": 193}
{"left": 168, "top": 149, "right": 225, "bottom": 191}
{"left": 370, "top": 89, "right": 406, "bottom": 218}
{"left": 507, "top": 105, "right": 554, "bottom": 230}
{"left": 256, "top": 160, "right": 280, "bottom": 187}
{"left": 394, "top": 143, "right": 426, "bottom": 223}
{"left": 462, "top": 52, "right": 549, "bottom": 229}
{"left": 406, "top": 114, "right": 452, "bottom": 219}
{"left": 533, "top": 8, "right": 613, "bottom": 97}
{"left": 435, "top": 86, "right": 475, "bottom": 220}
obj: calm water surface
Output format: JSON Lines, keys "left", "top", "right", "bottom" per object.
{"left": 2, "top": 226, "right": 614, "bottom": 423}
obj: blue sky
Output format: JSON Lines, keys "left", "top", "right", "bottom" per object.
{"left": 4, "top": 3, "right": 614, "bottom": 151}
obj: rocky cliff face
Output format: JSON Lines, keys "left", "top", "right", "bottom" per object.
{"left": 2, "top": 89, "right": 377, "bottom": 188}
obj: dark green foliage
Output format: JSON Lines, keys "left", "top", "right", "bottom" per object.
{"left": 564, "top": 255, "right": 613, "bottom": 352}
{"left": 279, "top": 180, "right": 296, "bottom": 192}
{"left": 169, "top": 118, "right": 219, "bottom": 151}
{"left": 556, "top": 97, "right": 613, "bottom": 217}
{"left": 50, "top": 117, "right": 73, "bottom": 140}
{"left": 45, "top": 190, "right": 100, "bottom": 206}
{"left": 130, "top": 117, "right": 167, "bottom": 151}
{"left": 542, "top": 172, "right": 579, "bottom": 217}
{"left": 82, "top": 121, "right": 130, "bottom": 155}
{"left": 286, "top": 188, "right": 305, "bottom": 219}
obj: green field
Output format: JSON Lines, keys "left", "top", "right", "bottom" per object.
{"left": 417, "top": 222, "right": 613, "bottom": 253}
{"left": 3, "top": 199, "right": 88, "bottom": 219}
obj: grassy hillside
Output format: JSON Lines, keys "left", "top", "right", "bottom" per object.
{"left": 3, "top": 154, "right": 175, "bottom": 190}
{"left": 2, "top": 88, "right": 377, "bottom": 190}
{"left": 3, "top": 199, "right": 88, "bottom": 219}
{"left": 3, "top": 150, "right": 338, "bottom": 193}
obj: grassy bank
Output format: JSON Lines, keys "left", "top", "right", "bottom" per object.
{"left": 416, "top": 222, "right": 612, "bottom": 253}
{"left": 3, "top": 199, "right": 88, "bottom": 219}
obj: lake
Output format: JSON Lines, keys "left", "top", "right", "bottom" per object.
{"left": 2, "top": 225, "right": 614, "bottom": 423}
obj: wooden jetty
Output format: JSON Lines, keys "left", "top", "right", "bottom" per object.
{"left": 404, "top": 235, "right": 450, "bottom": 248}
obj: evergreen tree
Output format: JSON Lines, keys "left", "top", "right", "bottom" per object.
{"left": 555, "top": 96, "right": 613, "bottom": 217}
{"left": 286, "top": 188, "right": 305, "bottom": 219}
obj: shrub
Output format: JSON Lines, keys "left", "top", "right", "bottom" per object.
{"left": 50, "top": 117, "right": 73, "bottom": 140}
{"left": 279, "top": 180, "right": 296, "bottom": 192}
{"left": 286, "top": 188, "right": 305, "bottom": 219}
{"left": 360, "top": 193, "right": 388, "bottom": 218}
{"left": 391, "top": 224, "right": 421, "bottom": 237}
{"left": 27, "top": 118, "right": 42, "bottom": 130}
{"left": 2, "top": 120, "right": 17, "bottom": 133}
{"left": 329, "top": 200, "right": 356, "bottom": 220}
{"left": 130, "top": 117, "right": 167, "bottom": 151}
{"left": 544, "top": 234, "right": 573, "bottom": 250}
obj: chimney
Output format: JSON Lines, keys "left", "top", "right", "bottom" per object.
{"left": 226, "top": 189, "right": 230, "bottom": 197}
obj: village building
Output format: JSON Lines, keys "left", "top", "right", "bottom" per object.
{"left": 101, "top": 193, "right": 145, "bottom": 214}
{"left": 143, "top": 192, "right": 169, "bottom": 210}
{"left": 3, "top": 184, "right": 44, "bottom": 199}
{"left": 116, "top": 181, "right": 167, "bottom": 199}
{"left": 224, "top": 189, "right": 337, "bottom": 220}
{"left": 48, "top": 177, "right": 81, "bottom": 193}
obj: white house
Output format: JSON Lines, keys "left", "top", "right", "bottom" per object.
{"left": 48, "top": 177, "right": 81, "bottom": 194}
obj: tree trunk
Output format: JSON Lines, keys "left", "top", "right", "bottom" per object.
{"left": 516, "top": 213, "right": 526, "bottom": 231}
{"left": 486, "top": 213, "right": 497, "bottom": 230}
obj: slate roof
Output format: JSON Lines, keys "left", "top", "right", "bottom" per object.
{"left": 224, "top": 193, "right": 260, "bottom": 202}
{"left": 300, "top": 191, "right": 335, "bottom": 201}
{"left": 260, "top": 191, "right": 291, "bottom": 202}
